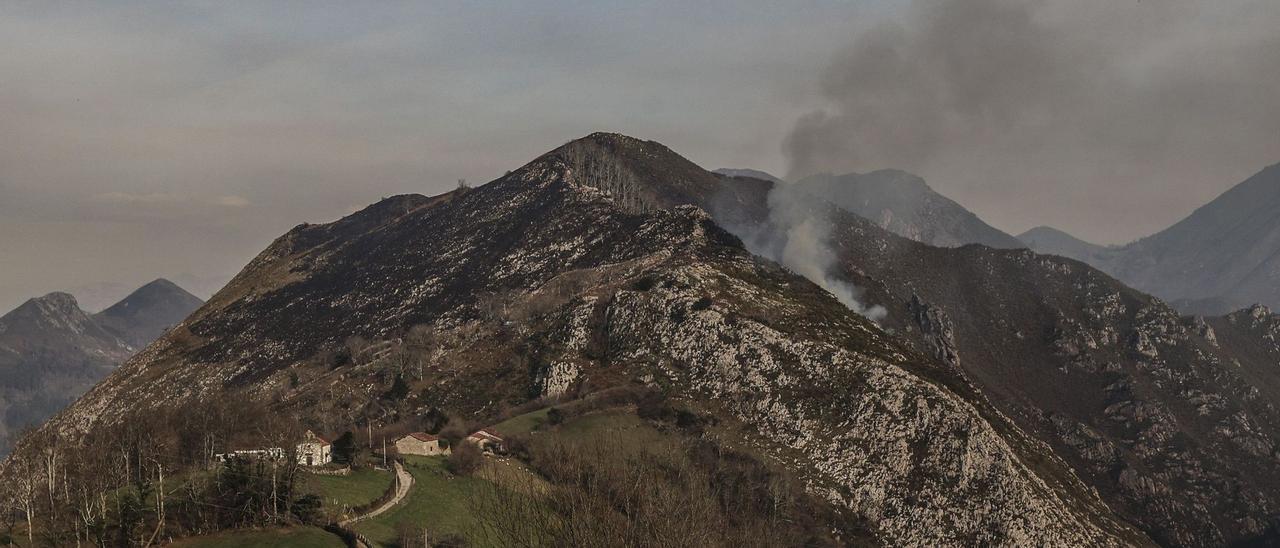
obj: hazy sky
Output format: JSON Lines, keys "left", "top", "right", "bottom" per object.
{"left": 2, "top": 1, "right": 1277, "bottom": 313}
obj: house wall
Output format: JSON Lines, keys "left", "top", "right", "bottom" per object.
{"left": 395, "top": 437, "right": 448, "bottom": 456}
{"left": 297, "top": 442, "right": 332, "bottom": 465}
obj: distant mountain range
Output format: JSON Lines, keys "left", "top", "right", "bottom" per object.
{"left": 1019, "top": 163, "right": 1280, "bottom": 314}
{"left": 0, "top": 279, "right": 202, "bottom": 453}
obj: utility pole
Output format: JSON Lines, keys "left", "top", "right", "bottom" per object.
{"left": 382, "top": 437, "right": 386, "bottom": 468}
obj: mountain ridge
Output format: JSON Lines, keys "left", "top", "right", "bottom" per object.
{"left": 27, "top": 132, "right": 1150, "bottom": 546}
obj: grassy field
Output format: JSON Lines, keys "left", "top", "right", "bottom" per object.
{"left": 344, "top": 409, "right": 657, "bottom": 547}
{"left": 352, "top": 456, "right": 500, "bottom": 546}
{"left": 302, "top": 466, "right": 395, "bottom": 518}
{"left": 167, "top": 527, "right": 343, "bottom": 548}
{"left": 489, "top": 407, "right": 550, "bottom": 436}
{"left": 552, "top": 409, "right": 663, "bottom": 449}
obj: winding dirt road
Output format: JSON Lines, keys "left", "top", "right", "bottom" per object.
{"left": 340, "top": 460, "right": 414, "bottom": 526}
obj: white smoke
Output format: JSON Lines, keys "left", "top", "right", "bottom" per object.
{"left": 780, "top": 217, "right": 887, "bottom": 321}
{"left": 720, "top": 182, "right": 888, "bottom": 322}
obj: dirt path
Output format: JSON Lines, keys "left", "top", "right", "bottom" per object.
{"left": 340, "top": 460, "right": 414, "bottom": 526}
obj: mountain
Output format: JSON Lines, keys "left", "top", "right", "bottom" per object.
{"left": 519, "top": 138, "right": 1280, "bottom": 545}
{"left": 1018, "top": 226, "right": 1114, "bottom": 264}
{"left": 30, "top": 134, "right": 1150, "bottom": 546}
{"left": 793, "top": 170, "right": 1027, "bottom": 249}
{"left": 0, "top": 280, "right": 202, "bottom": 453}
{"left": 20, "top": 133, "right": 1280, "bottom": 545}
{"left": 1019, "top": 164, "right": 1280, "bottom": 314}
{"left": 94, "top": 279, "right": 205, "bottom": 348}
{"left": 701, "top": 174, "right": 1280, "bottom": 546}
{"left": 1110, "top": 163, "right": 1280, "bottom": 313}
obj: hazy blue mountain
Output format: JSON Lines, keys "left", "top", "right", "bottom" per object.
{"left": 95, "top": 278, "right": 205, "bottom": 347}
{"left": 1020, "top": 164, "right": 1280, "bottom": 314}
{"left": 0, "top": 280, "right": 202, "bottom": 453}
{"left": 1018, "top": 226, "right": 1115, "bottom": 264}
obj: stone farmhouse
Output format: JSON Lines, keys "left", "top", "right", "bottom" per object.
{"left": 394, "top": 432, "right": 450, "bottom": 456}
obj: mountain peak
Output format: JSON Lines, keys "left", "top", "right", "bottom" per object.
{"left": 4, "top": 292, "right": 86, "bottom": 324}
{"left": 95, "top": 279, "right": 204, "bottom": 348}
{"left": 31, "top": 291, "right": 81, "bottom": 311}
{"left": 541, "top": 132, "right": 725, "bottom": 213}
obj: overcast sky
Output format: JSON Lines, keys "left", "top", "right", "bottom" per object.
{"left": 2, "top": 1, "right": 1278, "bottom": 313}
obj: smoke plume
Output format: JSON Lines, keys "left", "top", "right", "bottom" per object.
{"left": 719, "top": 183, "right": 888, "bottom": 322}
{"left": 783, "top": 0, "right": 1280, "bottom": 243}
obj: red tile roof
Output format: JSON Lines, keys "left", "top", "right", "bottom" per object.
{"left": 467, "top": 429, "right": 503, "bottom": 442}
{"left": 303, "top": 430, "right": 331, "bottom": 445}
{"left": 404, "top": 432, "right": 438, "bottom": 442}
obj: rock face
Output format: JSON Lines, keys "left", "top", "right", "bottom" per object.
{"left": 793, "top": 169, "right": 1026, "bottom": 250}
{"left": 1020, "top": 163, "right": 1280, "bottom": 314}
{"left": 0, "top": 281, "right": 202, "bottom": 453}
{"left": 37, "top": 134, "right": 1147, "bottom": 546}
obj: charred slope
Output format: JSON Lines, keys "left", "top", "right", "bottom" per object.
{"left": 692, "top": 173, "right": 1280, "bottom": 546}
{"left": 42, "top": 133, "right": 1145, "bottom": 546}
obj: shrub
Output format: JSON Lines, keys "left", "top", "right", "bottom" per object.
{"left": 546, "top": 407, "right": 565, "bottom": 425}
{"left": 447, "top": 442, "right": 483, "bottom": 476}
{"left": 384, "top": 374, "right": 410, "bottom": 401}
{"left": 631, "top": 275, "right": 657, "bottom": 291}
{"left": 291, "top": 494, "right": 323, "bottom": 524}
{"left": 332, "top": 431, "right": 357, "bottom": 464}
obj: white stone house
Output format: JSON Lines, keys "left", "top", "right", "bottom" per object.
{"left": 394, "top": 432, "right": 450, "bottom": 456}
{"left": 464, "top": 429, "right": 505, "bottom": 453}
{"left": 297, "top": 430, "right": 333, "bottom": 466}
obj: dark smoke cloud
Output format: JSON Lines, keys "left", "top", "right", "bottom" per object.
{"left": 784, "top": 0, "right": 1280, "bottom": 244}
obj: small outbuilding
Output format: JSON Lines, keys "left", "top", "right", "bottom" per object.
{"left": 297, "top": 430, "right": 333, "bottom": 466}
{"left": 465, "top": 429, "right": 505, "bottom": 453}
{"left": 395, "top": 432, "right": 450, "bottom": 456}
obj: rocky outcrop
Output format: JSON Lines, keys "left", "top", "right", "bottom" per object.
{"left": 907, "top": 294, "right": 961, "bottom": 368}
